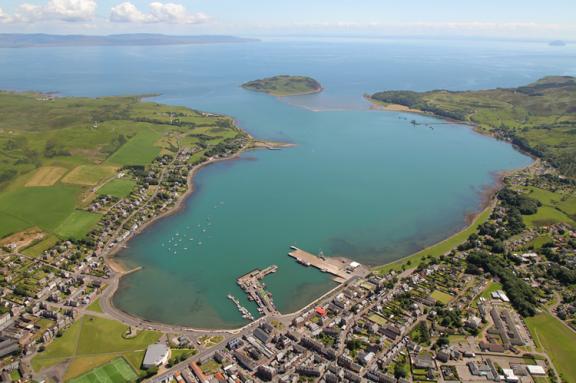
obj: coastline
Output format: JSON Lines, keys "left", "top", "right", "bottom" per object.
{"left": 102, "top": 96, "right": 534, "bottom": 331}
{"left": 103, "top": 139, "right": 294, "bottom": 274}
{"left": 367, "top": 97, "right": 539, "bottom": 274}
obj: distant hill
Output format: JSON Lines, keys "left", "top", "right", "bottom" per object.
{"left": 370, "top": 76, "right": 576, "bottom": 177}
{"left": 0, "top": 33, "right": 258, "bottom": 48}
{"left": 242, "top": 75, "right": 322, "bottom": 96}
{"left": 549, "top": 40, "right": 567, "bottom": 47}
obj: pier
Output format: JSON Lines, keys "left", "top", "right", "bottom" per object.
{"left": 236, "top": 265, "right": 279, "bottom": 316}
{"left": 288, "top": 246, "right": 369, "bottom": 282}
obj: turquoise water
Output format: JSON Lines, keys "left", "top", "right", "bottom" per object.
{"left": 1, "top": 38, "right": 573, "bottom": 328}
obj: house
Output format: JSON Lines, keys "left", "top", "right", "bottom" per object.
{"left": 142, "top": 343, "right": 170, "bottom": 368}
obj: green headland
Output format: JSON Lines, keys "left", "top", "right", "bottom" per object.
{"left": 241, "top": 75, "right": 323, "bottom": 96}
{"left": 369, "top": 76, "right": 576, "bottom": 177}
{"left": 0, "top": 91, "right": 250, "bottom": 242}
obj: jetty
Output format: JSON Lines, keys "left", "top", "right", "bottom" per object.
{"left": 288, "top": 246, "right": 369, "bottom": 283}
{"left": 236, "top": 265, "right": 279, "bottom": 315}
{"left": 227, "top": 294, "right": 254, "bottom": 321}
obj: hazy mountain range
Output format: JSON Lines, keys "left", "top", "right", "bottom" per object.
{"left": 0, "top": 33, "right": 258, "bottom": 48}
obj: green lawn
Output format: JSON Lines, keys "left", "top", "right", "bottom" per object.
{"left": 523, "top": 206, "right": 574, "bottom": 227}
{"left": 32, "top": 315, "right": 161, "bottom": 376}
{"left": 430, "top": 290, "right": 453, "bottom": 304}
{"left": 375, "top": 204, "right": 492, "bottom": 274}
{"left": 54, "top": 210, "right": 102, "bottom": 240}
{"left": 97, "top": 178, "right": 137, "bottom": 198}
{"left": 86, "top": 298, "right": 103, "bottom": 313}
{"left": 525, "top": 312, "right": 576, "bottom": 382}
{"left": 106, "top": 129, "right": 162, "bottom": 166}
{"left": 68, "top": 357, "right": 137, "bottom": 383}
{"left": 0, "top": 184, "right": 81, "bottom": 237}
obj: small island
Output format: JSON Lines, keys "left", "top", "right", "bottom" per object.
{"left": 241, "top": 75, "right": 322, "bottom": 96}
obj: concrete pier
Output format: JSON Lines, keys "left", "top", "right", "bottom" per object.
{"left": 287, "top": 246, "right": 369, "bottom": 282}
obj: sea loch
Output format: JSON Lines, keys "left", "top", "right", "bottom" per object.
{"left": 1, "top": 38, "right": 573, "bottom": 328}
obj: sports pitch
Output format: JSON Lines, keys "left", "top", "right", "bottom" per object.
{"left": 68, "top": 357, "right": 137, "bottom": 383}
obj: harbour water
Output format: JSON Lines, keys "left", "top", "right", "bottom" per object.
{"left": 1, "top": 38, "right": 573, "bottom": 328}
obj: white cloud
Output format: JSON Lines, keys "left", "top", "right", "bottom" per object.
{"left": 110, "top": 2, "right": 208, "bottom": 24}
{"left": 0, "top": 7, "right": 13, "bottom": 23}
{"left": 1, "top": 0, "right": 97, "bottom": 23}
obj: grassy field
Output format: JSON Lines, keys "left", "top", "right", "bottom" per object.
{"left": 525, "top": 312, "right": 576, "bottom": 382}
{"left": 430, "top": 290, "right": 453, "bottom": 304}
{"left": 105, "top": 129, "right": 162, "bottom": 166}
{"left": 375, "top": 204, "right": 493, "bottom": 274}
{"left": 32, "top": 315, "right": 161, "bottom": 377}
{"left": 25, "top": 166, "right": 68, "bottom": 187}
{"left": 0, "top": 184, "right": 80, "bottom": 237}
{"left": 22, "top": 234, "right": 60, "bottom": 257}
{"left": 242, "top": 75, "right": 322, "bottom": 96}
{"left": 520, "top": 186, "right": 576, "bottom": 227}
{"left": 86, "top": 298, "right": 103, "bottom": 313}
{"left": 97, "top": 178, "right": 136, "bottom": 198}
{"left": 371, "top": 76, "right": 576, "bottom": 177}
{"left": 62, "top": 165, "right": 117, "bottom": 186}
{"left": 0, "top": 91, "right": 247, "bottom": 240}
{"left": 68, "top": 357, "right": 137, "bottom": 383}
{"left": 54, "top": 210, "right": 102, "bottom": 240}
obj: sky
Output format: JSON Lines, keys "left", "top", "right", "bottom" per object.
{"left": 0, "top": 0, "right": 575, "bottom": 39}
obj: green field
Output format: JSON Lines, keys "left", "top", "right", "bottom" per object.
{"left": 68, "top": 357, "right": 137, "bottom": 383}
{"left": 97, "top": 178, "right": 137, "bottom": 198}
{"left": 430, "top": 290, "right": 453, "bottom": 304}
{"left": 55, "top": 210, "right": 102, "bottom": 240}
{"left": 0, "top": 92, "right": 247, "bottom": 240}
{"left": 105, "top": 129, "right": 162, "bottom": 166}
{"left": 520, "top": 186, "right": 576, "bottom": 227}
{"left": 525, "top": 312, "right": 576, "bottom": 382}
{"left": 375, "top": 204, "right": 492, "bottom": 274}
{"left": 86, "top": 298, "right": 103, "bottom": 313}
{"left": 62, "top": 165, "right": 117, "bottom": 186}
{"left": 0, "top": 184, "right": 80, "bottom": 237}
{"left": 242, "top": 75, "right": 322, "bottom": 96}
{"left": 371, "top": 76, "right": 576, "bottom": 177}
{"left": 32, "top": 315, "right": 161, "bottom": 376}
{"left": 22, "top": 234, "right": 60, "bottom": 257}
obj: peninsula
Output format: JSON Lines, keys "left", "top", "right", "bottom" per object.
{"left": 241, "top": 75, "right": 323, "bottom": 96}
{"left": 369, "top": 76, "right": 576, "bottom": 177}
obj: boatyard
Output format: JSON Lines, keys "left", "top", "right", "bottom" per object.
{"left": 288, "top": 246, "right": 370, "bottom": 282}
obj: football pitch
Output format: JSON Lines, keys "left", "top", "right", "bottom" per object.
{"left": 69, "top": 357, "right": 137, "bottom": 383}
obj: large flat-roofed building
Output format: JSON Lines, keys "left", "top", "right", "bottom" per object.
{"left": 142, "top": 343, "right": 171, "bottom": 368}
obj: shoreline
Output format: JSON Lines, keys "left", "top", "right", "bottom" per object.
{"left": 103, "top": 138, "right": 293, "bottom": 274}
{"left": 103, "top": 96, "right": 535, "bottom": 331}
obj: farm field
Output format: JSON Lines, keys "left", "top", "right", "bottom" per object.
{"left": 0, "top": 91, "right": 246, "bottom": 241}
{"left": 62, "top": 165, "right": 117, "bottom": 186}
{"left": 105, "top": 129, "right": 162, "bottom": 166}
{"left": 520, "top": 186, "right": 576, "bottom": 227}
{"left": 32, "top": 315, "right": 161, "bottom": 377}
{"left": 97, "top": 178, "right": 137, "bottom": 198}
{"left": 25, "top": 166, "right": 68, "bottom": 186}
{"left": 0, "top": 184, "right": 80, "bottom": 237}
{"left": 525, "top": 312, "right": 576, "bottom": 382}
{"left": 54, "top": 210, "right": 102, "bottom": 240}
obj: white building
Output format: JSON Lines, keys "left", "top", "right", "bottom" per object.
{"left": 142, "top": 343, "right": 171, "bottom": 368}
